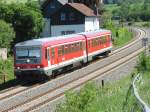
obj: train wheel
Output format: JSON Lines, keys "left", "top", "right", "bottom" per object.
{"left": 104, "top": 51, "right": 109, "bottom": 57}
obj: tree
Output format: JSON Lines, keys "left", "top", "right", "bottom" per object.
{"left": 0, "top": 20, "right": 15, "bottom": 49}
{"left": 0, "top": 2, "right": 43, "bottom": 45}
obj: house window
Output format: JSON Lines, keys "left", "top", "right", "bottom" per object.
{"left": 50, "top": 2, "right": 55, "bottom": 8}
{"left": 69, "top": 13, "right": 75, "bottom": 21}
{"left": 60, "top": 13, "right": 66, "bottom": 21}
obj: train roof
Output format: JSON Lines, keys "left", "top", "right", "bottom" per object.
{"left": 15, "top": 29, "right": 111, "bottom": 47}
{"left": 15, "top": 33, "right": 84, "bottom": 47}
{"left": 79, "top": 29, "right": 111, "bottom": 37}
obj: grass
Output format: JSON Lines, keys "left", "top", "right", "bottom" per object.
{"left": 133, "top": 22, "right": 150, "bottom": 27}
{"left": 90, "top": 75, "right": 142, "bottom": 112}
{"left": 113, "top": 27, "right": 133, "bottom": 47}
{"left": 138, "top": 71, "right": 150, "bottom": 106}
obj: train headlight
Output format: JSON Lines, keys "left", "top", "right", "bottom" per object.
{"left": 17, "top": 67, "right": 20, "bottom": 69}
{"left": 37, "top": 66, "right": 40, "bottom": 69}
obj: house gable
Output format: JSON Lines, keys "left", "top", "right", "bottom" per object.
{"left": 42, "top": 0, "right": 68, "bottom": 18}
{"left": 50, "top": 4, "right": 85, "bottom": 25}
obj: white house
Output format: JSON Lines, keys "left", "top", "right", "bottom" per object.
{"left": 50, "top": 3, "right": 100, "bottom": 36}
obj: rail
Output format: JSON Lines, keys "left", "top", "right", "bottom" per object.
{"left": 132, "top": 73, "right": 150, "bottom": 112}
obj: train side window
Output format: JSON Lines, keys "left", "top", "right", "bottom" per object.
{"left": 93, "top": 39, "right": 96, "bottom": 47}
{"left": 107, "top": 35, "right": 110, "bottom": 42}
{"left": 101, "top": 36, "right": 105, "bottom": 44}
{"left": 58, "top": 47, "right": 62, "bottom": 56}
{"left": 45, "top": 49, "right": 47, "bottom": 59}
{"left": 98, "top": 37, "right": 101, "bottom": 46}
{"left": 88, "top": 40, "right": 90, "bottom": 48}
{"left": 75, "top": 43, "right": 79, "bottom": 51}
{"left": 67, "top": 44, "right": 70, "bottom": 53}
{"left": 47, "top": 48, "right": 50, "bottom": 61}
{"left": 71, "top": 44, "right": 74, "bottom": 52}
{"left": 96, "top": 38, "right": 98, "bottom": 46}
{"left": 74, "top": 43, "right": 77, "bottom": 52}
{"left": 52, "top": 48, "right": 55, "bottom": 58}
{"left": 80, "top": 42, "right": 82, "bottom": 50}
{"left": 104, "top": 36, "right": 107, "bottom": 43}
{"left": 62, "top": 45, "right": 64, "bottom": 55}
{"left": 65, "top": 45, "right": 68, "bottom": 54}
{"left": 92, "top": 39, "right": 94, "bottom": 47}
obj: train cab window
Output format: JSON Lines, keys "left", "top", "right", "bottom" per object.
{"left": 52, "top": 48, "right": 55, "bottom": 58}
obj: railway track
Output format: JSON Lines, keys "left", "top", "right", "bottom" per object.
{"left": 0, "top": 27, "right": 147, "bottom": 112}
{"left": 0, "top": 82, "right": 42, "bottom": 101}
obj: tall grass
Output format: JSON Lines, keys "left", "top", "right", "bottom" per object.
{"left": 139, "top": 71, "right": 150, "bottom": 106}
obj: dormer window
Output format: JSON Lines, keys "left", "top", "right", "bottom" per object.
{"left": 60, "top": 13, "right": 66, "bottom": 21}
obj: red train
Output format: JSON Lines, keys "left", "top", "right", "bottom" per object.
{"left": 14, "top": 29, "right": 112, "bottom": 79}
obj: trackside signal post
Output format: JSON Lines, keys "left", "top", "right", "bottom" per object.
{"left": 142, "top": 37, "right": 148, "bottom": 54}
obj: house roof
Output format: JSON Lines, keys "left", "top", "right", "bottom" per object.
{"left": 67, "top": 3, "right": 98, "bottom": 17}
{"left": 42, "top": 0, "right": 68, "bottom": 8}
{"left": 58, "top": 0, "right": 68, "bottom": 4}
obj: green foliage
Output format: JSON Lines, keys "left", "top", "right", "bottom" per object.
{"left": 0, "top": 20, "right": 15, "bottom": 49}
{"left": 101, "top": 9, "right": 133, "bottom": 47}
{"left": 0, "top": 1, "right": 43, "bottom": 44}
{"left": 101, "top": 11, "right": 113, "bottom": 28}
{"left": 0, "top": 58, "right": 14, "bottom": 83}
{"left": 113, "top": 28, "right": 133, "bottom": 47}
{"left": 56, "top": 82, "right": 98, "bottom": 112}
{"left": 136, "top": 53, "right": 150, "bottom": 73}
{"left": 142, "top": 22, "right": 150, "bottom": 27}
{"left": 104, "top": 0, "right": 150, "bottom": 22}
{"left": 138, "top": 71, "right": 150, "bottom": 105}
{"left": 57, "top": 74, "right": 144, "bottom": 112}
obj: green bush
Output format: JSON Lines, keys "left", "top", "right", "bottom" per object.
{"left": 56, "top": 82, "right": 98, "bottom": 112}
{"left": 0, "top": 20, "right": 15, "bottom": 50}
{"left": 0, "top": 2, "right": 43, "bottom": 44}
{"left": 0, "top": 58, "right": 14, "bottom": 83}
{"left": 136, "top": 53, "right": 150, "bottom": 73}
